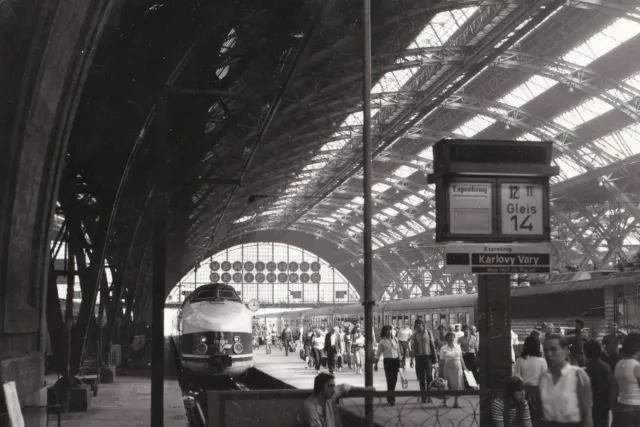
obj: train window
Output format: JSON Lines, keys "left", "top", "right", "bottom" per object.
{"left": 458, "top": 313, "right": 464, "bottom": 325}
{"left": 195, "top": 289, "right": 216, "bottom": 299}
{"left": 465, "top": 312, "right": 471, "bottom": 326}
{"left": 449, "top": 313, "right": 456, "bottom": 325}
{"left": 218, "top": 289, "right": 240, "bottom": 300}
{"left": 410, "top": 314, "right": 416, "bottom": 327}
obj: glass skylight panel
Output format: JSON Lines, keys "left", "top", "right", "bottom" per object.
{"left": 562, "top": 18, "right": 640, "bottom": 67}
{"left": 553, "top": 97, "right": 614, "bottom": 129}
{"left": 396, "top": 225, "right": 411, "bottom": 237}
{"left": 498, "top": 75, "right": 557, "bottom": 108}
{"left": 406, "top": 220, "right": 426, "bottom": 233}
{"left": 387, "top": 231, "right": 403, "bottom": 242}
{"left": 416, "top": 147, "right": 433, "bottom": 160}
{"left": 321, "top": 139, "right": 348, "bottom": 152}
{"left": 518, "top": 133, "right": 540, "bottom": 141}
{"left": 353, "top": 196, "right": 364, "bottom": 205}
{"left": 418, "top": 215, "right": 435, "bottom": 228}
{"left": 417, "top": 189, "right": 431, "bottom": 198}
{"left": 303, "top": 161, "right": 328, "bottom": 172}
{"left": 374, "top": 213, "right": 387, "bottom": 221}
{"left": 372, "top": 68, "right": 420, "bottom": 94}
{"left": 404, "top": 194, "right": 423, "bottom": 206}
{"left": 337, "top": 208, "right": 351, "bottom": 215}
{"left": 624, "top": 235, "right": 640, "bottom": 246}
{"left": 512, "top": 6, "right": 562, "bottom": 46}
{"left": 319, "top": 217, "right": 337, "bottom": 223}
{"left": 376, "top": 233, "right": 395, "bottom": 245}
{"left": 594, "top": 124, "right": 640, "bottom": 159}
{"left": 372, "top": 183, "right": 390, "bottom": 193}
{"left": 411, "top": 8, "right": 478, "bottom": 49}
{"left": 607, "top": 72, "right": 640, "bottom": 103}
{"left": 554, "top": 156, "right": 587, "bottom": 179}
{"left": 394, "top": 202, "right": 409, "bottom": 211}
{"left": 393, "top": 165, "right": 418, "bottom": 179}
{"left": 382, "top": 207, "right": 399, "bottom": 217}
{"left": 234, "top": 215, "right": 254, "bottom": 224}
{"left": 453, "top": 115, "right": 496, "bottom": 137}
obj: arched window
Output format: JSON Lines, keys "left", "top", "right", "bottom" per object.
{"left": 167, "top": 242, "right": 360, "bottom": 306}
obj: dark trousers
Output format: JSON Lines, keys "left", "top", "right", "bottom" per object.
{"left": 284, "top": 340, "right": 291, "bottom": 356}
{"left": 327, "top": 348, "right": 337, "bottom": 373}
{"left": 399, "top": 340, "right": 410, "bottom": 367}
{"left": 383, "top": 358, "right": 400, "bottom": 404}
{"left": 344, "top": 343, "right": 352, "bottom": 368}
{"left": 463, "top": 352, "right": 478, "bottom": 382}
{"left": 414, "top": 355, "right": 433, "bottom": 398}
{"left": 593, "top": 408, "right": 609, "bottom": 427}
{"left": 312, "top": 348, "right": 321, "bottom": 371}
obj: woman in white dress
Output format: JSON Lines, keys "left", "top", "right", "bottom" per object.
{"left": 439, "top": 331, "right": 468, "bottom": 408}
{"left": 352, "top": 331, "right": 365, "bottom": 375}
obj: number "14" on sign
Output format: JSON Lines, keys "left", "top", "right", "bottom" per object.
{"left": 508, "top": 185, "right": 534, "bottom": 232}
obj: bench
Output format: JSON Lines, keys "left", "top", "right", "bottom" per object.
{"left": 77, "top": 375, "right": 99, "bottom": 397}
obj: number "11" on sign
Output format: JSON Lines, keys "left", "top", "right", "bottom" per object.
{"left": 508, "top": 185, "right": 534, "bottom": 199}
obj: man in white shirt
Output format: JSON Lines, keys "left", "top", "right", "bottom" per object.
{"left": 397, "top": 324, "right": 413, "bottom": 369}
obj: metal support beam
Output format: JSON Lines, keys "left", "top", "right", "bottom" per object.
{"left": 362, "top": 0, "right": 374, "bottom": 424}
{"left": 151, "top": 91, "right": 168, "bottom": 427}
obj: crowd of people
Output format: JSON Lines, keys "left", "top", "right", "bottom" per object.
{"left": 496, "top": 321, "right": 640, "bottom": 427}
{"left": 267, "top": 318, "right": 640, "bottom": 427}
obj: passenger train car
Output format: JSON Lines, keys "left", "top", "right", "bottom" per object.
{"left": 267, "top": 271, "right": 640, "bottom": 340}
{"left": 171, "top": 283, "right": 253, "bottom": 380}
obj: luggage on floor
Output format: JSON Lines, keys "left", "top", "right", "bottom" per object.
{"left": 343, "top": 353, "right": 352, "bottom": 366}
{"left": 300, "top": 349, "right": 305, "bottom": 360}
{"left": 336, "top": 354, "right": 343, "bottom": 368}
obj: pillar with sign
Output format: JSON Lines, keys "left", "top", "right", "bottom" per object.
{"left": 427, "top": 139, "right": 558, "bottom": 426}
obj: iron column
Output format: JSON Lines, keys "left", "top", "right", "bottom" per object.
{"left": 362, "top": 0, "right": 374, "bottom": 424}
{"left": 151, "top": 91, "right": 168, "bottom": 427}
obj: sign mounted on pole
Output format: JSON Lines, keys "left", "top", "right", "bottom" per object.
{"left": 428, "top": 139, "right": 557, "bottom": 244}
{"left": 445, "top": 243, "right": 551, "bottom": 274}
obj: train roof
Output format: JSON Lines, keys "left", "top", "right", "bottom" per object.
{"left": 265, "top": 271, "right": 640, "bottom": 319}
{"left": 511, "top": 271, "right": 640, "bottom": 297}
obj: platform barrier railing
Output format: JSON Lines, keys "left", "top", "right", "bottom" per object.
{"left": 209, "top": 389, "right": 484, "bottom": 427}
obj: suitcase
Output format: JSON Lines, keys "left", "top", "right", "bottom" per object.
{"left": 336, "top": 354, "right": 343, "bottom": 368}
{"left": 343, "top": 353, "right": 352, "bottom": 366}
{"left": 321, "top": 356, "right": 327, "bottom": 368}
{"left": 300, "top": 349, "right": 305, "bottom": 360}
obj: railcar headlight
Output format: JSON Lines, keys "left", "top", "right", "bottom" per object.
{"left": 234, "top": 336, "right": 240, "bottom": 343}
{"left": 200, "top": 336, "right": 207, "bottom": 343}
{"left": 233, "top": 343, "right": 243, "bottom": 354}
{"left": 196, "top": 343, "right": 208, "bottom": 355}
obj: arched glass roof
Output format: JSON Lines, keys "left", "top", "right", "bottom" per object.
{"left": 217, "top": 3, "right": 640, "bottom": 296}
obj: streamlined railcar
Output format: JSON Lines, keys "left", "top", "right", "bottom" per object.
{"left": 172, "top": 283, "right": 253, "bottom": 380}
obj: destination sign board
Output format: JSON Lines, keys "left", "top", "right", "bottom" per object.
{"left": 500, "top": 182, "right": 544, "bottom": 236}
{"left": 444, "top": 243, "right": 551, "bottom": 274}
{"left": 448, "top": 182, "right": 492, "bottom": 234}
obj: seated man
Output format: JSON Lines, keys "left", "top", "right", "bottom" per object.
{"left": 295, "top": 373, "right": 372, "bottom": 427}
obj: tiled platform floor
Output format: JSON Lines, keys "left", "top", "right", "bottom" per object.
{"left": 253, "top": 349, "right": 480, "bottom": 426}
{"left": 43, "top": 374, "right": 188, "bottom": 427}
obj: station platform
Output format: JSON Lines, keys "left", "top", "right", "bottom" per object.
{"left": 252, "top": 349, "right": 480, "bottom": 426}
{"left": 44, "top": 374, "right": 188, "bottom": 426}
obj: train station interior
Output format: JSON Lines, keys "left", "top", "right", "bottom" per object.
{"left": 2, "top": 0, "right": 640, "bottom": 426}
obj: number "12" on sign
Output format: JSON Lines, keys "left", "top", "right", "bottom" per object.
{"left": 509, "top": 185, "right": 534, "bottom": 232}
